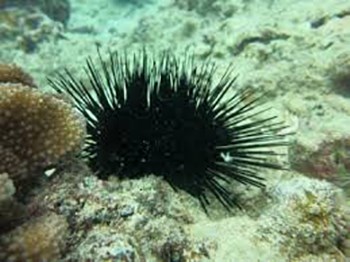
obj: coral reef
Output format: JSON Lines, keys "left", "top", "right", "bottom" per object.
{"left": 0, "top": 1, "right": 349, "bottom": 261}
{"left": 0, "top": 212, "right": 69, "bottom": 261}
{"left": 0, "top": 83, "right": 85, "bottom": 187}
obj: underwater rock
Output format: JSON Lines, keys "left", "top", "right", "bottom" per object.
{"left": 32, "top": 171, "right": 213, "bottom": 261}
{"left": 258, "top": 176, "right": 350, "bottom": 260}
{"left": 72, "top": 226, "right": 141, "bottom": 261}
{"left": 188, "top": 175, "right": 350, "bottom": 261}
{"left": 289, "top": 135, "right": 350, "bottom": 183}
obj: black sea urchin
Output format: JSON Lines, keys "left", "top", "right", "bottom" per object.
{"left": 49, "top": 51, "right": 287, "bottom": 212}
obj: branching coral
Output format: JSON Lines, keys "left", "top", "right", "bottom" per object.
{"left": 0, "top": 213, "right": 69, "bottom": 261}
{"left": 0, "top": 83, "right": 86, "bottom": 186}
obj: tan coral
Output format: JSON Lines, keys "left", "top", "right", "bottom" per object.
{"left": 0, "top": 213, "right": 69, "bottom": 262}
{"left": 0, "top": 83, "right": 86, "bottom": 183}
{"left": 0, "top": 64, "right": 36, "bottom": 87}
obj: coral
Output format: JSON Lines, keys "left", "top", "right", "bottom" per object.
{"left": 0, "top": 63, "right": 36, "bottom": 87}
{"left": 258, "top": 176, "right": 350, "bottom": 260}
{"left": 0, "top": 83, "right": 85, "bottom": 186}
{"left": 0, "top": 212, "right": 69, "bottom": 261}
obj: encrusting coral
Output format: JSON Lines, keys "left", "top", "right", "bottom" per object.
{"left": 0, "top": 212, "right": 69, "bottom": 261}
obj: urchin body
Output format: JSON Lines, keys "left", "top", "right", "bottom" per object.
{"left": 50, "top": 52, "right": 287, "bottom": 211}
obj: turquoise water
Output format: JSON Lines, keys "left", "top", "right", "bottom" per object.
{"left": 0, "top": 0, "right": 350, "bottom": 261}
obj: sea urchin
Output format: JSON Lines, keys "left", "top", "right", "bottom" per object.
{"left": 49, "top": 51, "right": 287, "bottom": 212}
